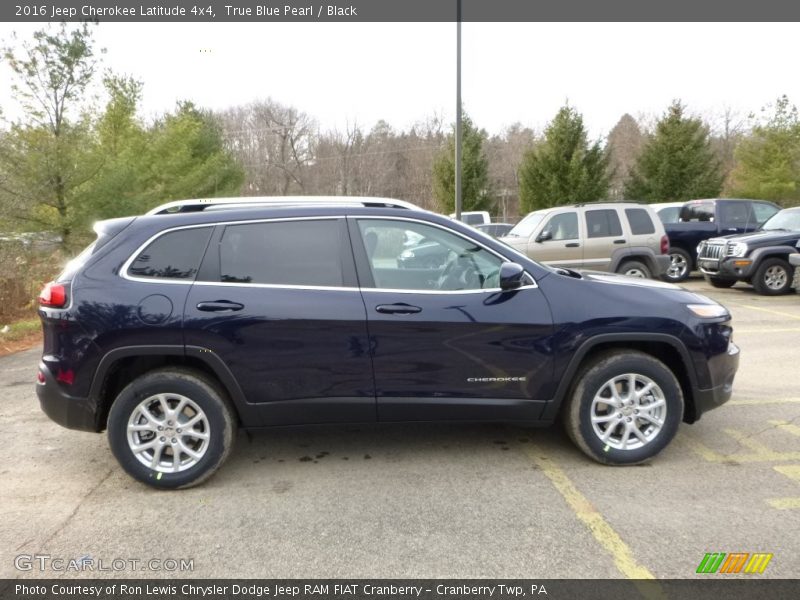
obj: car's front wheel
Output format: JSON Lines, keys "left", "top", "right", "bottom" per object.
{"left": 107, "top": 368, "right": 236, "bottom": 489}
{"left": 563, "top": 351, "right": 683, "bottom": 465}
{"left": 752, "top": 257, "right": 793, "bottom": 295}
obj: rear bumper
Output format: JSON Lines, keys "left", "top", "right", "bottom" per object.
{"left": 653, "top": 254, "right": 670, "bottom": 277}
{"left": 36, "top": 362, "right": 99, "bottom": 432}
{"left": 689, "top": 341, "right": 740, "bottom": 421}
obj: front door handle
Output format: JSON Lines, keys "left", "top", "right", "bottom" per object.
{"left": 375, "top": 303, "right": 422, "bottom": 315}
{"left": 196, "top": 300, "right": 244, "bottom": 312}
{"left": 565, "top": 242, "right": 580, "bottom": 248}
{"left": 613, "top": 239, "right": 626, "bottom": 245}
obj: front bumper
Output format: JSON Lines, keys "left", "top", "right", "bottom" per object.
{"left": 689, "top": 341, "right": 740, "bottom": 421}
{"left": 698, "top": 256, "right": 754, "bottom": 280}
{"left": 36, "top": 362, "right": 99, "bottom": 432}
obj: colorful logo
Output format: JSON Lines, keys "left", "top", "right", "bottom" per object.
{"left": 696, "top": 552, "right": 773, "bottom": 574}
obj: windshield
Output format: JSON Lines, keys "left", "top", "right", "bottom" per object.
{"left": 761, "top": 209, "right": 800, "bottom": 231}
{"left": 507, "top": 213, "right": 545, "bottom": 238}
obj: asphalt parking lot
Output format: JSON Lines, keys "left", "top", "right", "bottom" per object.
{"left": 1, "top": 278, "right": 798, "bottom": 580}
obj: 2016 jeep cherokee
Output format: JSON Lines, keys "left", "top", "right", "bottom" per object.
{"left": 37, "top": 197, "right": 740, "bottom": 489}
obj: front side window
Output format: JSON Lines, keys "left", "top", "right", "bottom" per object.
{"left": 128, "top": 227, "right": 212, "bottom": 280}
{"left": 680, "top": 202, "right": 715, "bottom": 222}
{"left": 218, "top": 219, "right": 343, "bottom": 287}
{"left": 358, "top": 219, "right": 504, "bottom": 291}
{"left": 585, "top": 209, "right": 623, "bottom": 238}
{"left": 541, "top": 212, "right": 579, "bottom": 240}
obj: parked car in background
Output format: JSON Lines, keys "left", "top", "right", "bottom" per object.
{"left": 697, "top": 207, "right": 800, "bottom": 295}
{"left": 651, "top": 202, "right": 684, "bottom": 225}
{"left": 36, "top": 196, "right": 739, "bottom": 488}
{"left": 663, "top": 198, "right": 780, "bottom": 282}
{"left": 449, "top": 211, "right": 491, "bottom": 226}
{"left": 500, "top": 202, "right": 669, "bottom": 279}
{"left": 475, "top": 223, "right": 514, "bottom": 238}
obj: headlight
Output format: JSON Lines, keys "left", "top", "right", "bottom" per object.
{"left": 400, "top": 250, "right": 415, "bottom": 259}
{"left": 687, "top": 304, "right": 730, "bottom": 319}
{"left": 728, "top": 242, "right": 748, "bottom": 257}
{"left": 697, "top": 241, "right": 706, "bottom": 254}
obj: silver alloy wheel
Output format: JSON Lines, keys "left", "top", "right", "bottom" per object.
{"left": 126, "top": 393, "right": 210, "bottom": 473}
{"left": 624, "top": 267, "right": 647, "bottom": 278}
{"left": 590, "top": 373, "right": 667, "bottom": 451}
{"left": 667, "top": 253, "right": 688, "bottom": 279}
{"left": 764, "top": 265, "right": 788, "bottom": 290}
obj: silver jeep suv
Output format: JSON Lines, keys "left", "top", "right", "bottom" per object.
{"left": 501, "top": 202, "right": 670, "bottom": 278}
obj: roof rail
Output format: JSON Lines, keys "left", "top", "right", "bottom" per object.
{"left": 146, "top": 196, "right": 422, "bottom": 215}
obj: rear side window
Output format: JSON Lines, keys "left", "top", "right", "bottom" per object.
{"left": 585, "top": 209, "right": 623, "bottom": 238}
{"left": 128, "top": 227, "right": 212, "bottom": 280}
{"left": 625, "top": 208, "right": 656, "bottom": 235}
{"left": 680, "top": 202, "right": 715, "bottom": 222}
{"left": 218, "top": 219, "right": 343, "bottom": 287}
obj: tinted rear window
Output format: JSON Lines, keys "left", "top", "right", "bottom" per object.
{"left": 680, "top": 202, "right": 715, "bottom": 222}
{"left": 218, "top": 219, "right": 343, "bottom": 287}
{"left": 128, "top": 227, "right": 212, "bottom": 280}
{"left": 585, "top": 209, "right": 623, "bottom": 238}
{"left": 625, "top": 208, "right": 656, "bottom": 235}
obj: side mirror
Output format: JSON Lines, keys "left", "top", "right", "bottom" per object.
{"left": 536, "top": 230, "right": 552, "bottom": 243}
{"left": 499, "top": 262, "right": 527, "bottom": 291}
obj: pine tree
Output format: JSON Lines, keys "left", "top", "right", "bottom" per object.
{"left": 432, "top": 113, "right": 494, "bottom": 214}
{"left": 728, "top": 95, "right": 800, "bottom": 204}
{"left": 625, "top": 101, "right": 723, "bottom": 202}
{"left": 518, "top": 105, "right": 610, "bottom": 212}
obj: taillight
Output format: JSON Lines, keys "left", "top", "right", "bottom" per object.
{"left": 660, "top": 235, "right": 670, "bottom": 255}
{"left": 39, "top": 281, "right": 68, "bottom": 308}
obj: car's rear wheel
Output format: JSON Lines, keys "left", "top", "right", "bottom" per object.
{"left": 663, "top": 248, "right": 691, "bottom": 282}
{"left": 563, "top": 351, "right": 683, "bottom": 465}
{"left": 107, "top": 368, "right": 236, "bottom": 489}
{"left": 706, "top": 276, "right": 737, "bottom": 289}
{"left": 617, "top": 260, "right": 652, "bottom": 279}
{"left": 752, "top": 258, "right": 793, "bottom": 295}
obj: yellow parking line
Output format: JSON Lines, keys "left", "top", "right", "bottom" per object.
{"left": 521, "top": 444, "right": 657, "bottom": 581}
{"left": 726, "top": 302, "right": 800, "bottom": 321}
{"left": 767, "top": 421, "right": 800, "bottom": 438}
{"left": 729, "top": 398, "right": 800, "bottom": 406}
{"left": 767, "top": 498, "right": 800, "bottom": 510}
{"left": 679, "top": 432, "right": 800, "bottom": 463}
{"left": 774, "top": 465, "right": 800, "bottom": 483}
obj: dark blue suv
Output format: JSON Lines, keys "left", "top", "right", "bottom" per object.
{"left": 36, "top": 197, "right": 740, "bottom": 489}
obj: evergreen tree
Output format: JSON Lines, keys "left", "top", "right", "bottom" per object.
{"left": 728, "top": 95, "right": 800, "bottom": 204}
{"left": 518, "top": 105, "right": 610, "bottom": 212}
{"left": 432, "top": 113, "right": 494, "bottom": 214}
{"left": 625, "top": 101, "right": 723, "bottom": 202}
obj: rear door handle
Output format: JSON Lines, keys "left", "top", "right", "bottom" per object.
{"left": 613, "top": 239, "right": 626, "bottom": 245}
{"left": 565, "top": 242, "right": 580, "bottom": 248}
{"left": 196, "top": 300, "right": 244, "bottom": 312}
{"left": 375, "top": 303, "right": 422, "bottom": 315}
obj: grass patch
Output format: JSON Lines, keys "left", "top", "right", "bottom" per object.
{"left": 0, "top": 317, "right": 41, "bottom": 342}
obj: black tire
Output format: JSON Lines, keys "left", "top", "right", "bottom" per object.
{"left": 706, "top": 276, "right": 737, "bottom": 289}
{"left": 107, "top": 368, "right": 236, "bottom": 489}
{"left": 752, "top": 257, "right": 794, "bottom": 296}
{"left": 662, "top": 248, "right": 692, "bottom": 282}
{"left": 562, "top": 350, "right": 683, "bottom": 465}
{"left": 617, "top": 260, "right": 652, "bottom": 279}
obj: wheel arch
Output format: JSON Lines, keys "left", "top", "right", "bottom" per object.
{"left": 542, "top": 334, "right": 700, "bottom": 424}
{"left": 89, "top": 345, "right": 258, "bottom": 431}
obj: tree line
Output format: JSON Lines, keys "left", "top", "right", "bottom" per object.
{"left": 2, "top": 23, "right": 800, "bottom": 250}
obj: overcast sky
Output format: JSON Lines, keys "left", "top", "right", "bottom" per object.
{"left": 1, "top": 22, "right": 799, "bottom": 138}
